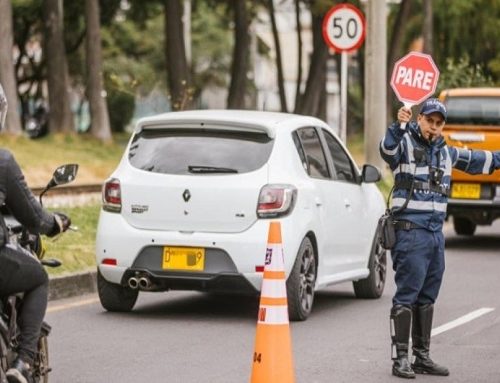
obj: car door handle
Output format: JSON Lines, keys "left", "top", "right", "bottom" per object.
{"left": 315, "top": 197, "right": 322, "bottom": 206}
{"left": 344, "top": 199, "right": 351, "bottom": 208}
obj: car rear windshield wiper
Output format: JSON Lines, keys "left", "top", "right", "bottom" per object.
{"left": 188, "top": 165, "right": 238, "bottom": 174}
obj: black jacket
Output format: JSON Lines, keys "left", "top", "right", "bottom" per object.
{"left": 0, "top": 149, "right": 56, "bottom": 246}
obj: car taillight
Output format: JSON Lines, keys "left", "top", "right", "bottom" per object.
{"left": 257, "top": 184, "right": 297, "bottom": 218}
{"left": 102, "top": 178, "right": 122, "bottom": 213}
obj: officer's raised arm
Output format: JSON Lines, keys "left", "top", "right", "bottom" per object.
{"left": 379, "top": 107, "right": 412, "bottom": 169}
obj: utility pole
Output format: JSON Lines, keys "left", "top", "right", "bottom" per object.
{"left": 364, "top": 0, "right": 387, "bottom": 173}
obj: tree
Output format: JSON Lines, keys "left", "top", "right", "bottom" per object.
{"left": 85, "top": 0, "right": 112, "bottom": 141}
{"left": 43, "top": 0, "right": 74, "bottom": 133}
{"left": 0, "top": 0, "right": 22, "bottom": 134}
{"left": 295, "top": 11, "right": 328, "bottom": 117}
{"left": 294, "top": 0, "right": 303, "bottom": 111}
{"left": 268, "top": 0, "right": 287, "bottom": 112}
{"left": 387, "top": 0, "right": 412, "bottom": 115}
{"left": 422, "top": 0, "right": 433, "bottom": 55}
{"left": 164, "top": 0, "right": 192, "bottom": 110}
{"left": 227, "top": 0, "right": 250, "bottom": 109}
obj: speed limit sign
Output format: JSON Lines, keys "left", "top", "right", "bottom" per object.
{"left": 322, "top": 3, "right": 365, "bottom": 53}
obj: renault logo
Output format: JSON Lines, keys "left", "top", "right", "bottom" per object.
{"left": 182, "top": 189, "right": 191, "bottom": 202}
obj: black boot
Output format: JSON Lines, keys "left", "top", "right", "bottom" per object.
{"left": 391, "top": 305, "right": 415, "bottom": 379}
{"left": 6, "top": 357, "right": 32, "bottom": 383}
{"left": 411, "top": 304, "right": 450, "bottom": 376}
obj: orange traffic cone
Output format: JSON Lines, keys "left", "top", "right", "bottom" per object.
{"left": 250, "top": 221, "right": 295, "bottom": 383}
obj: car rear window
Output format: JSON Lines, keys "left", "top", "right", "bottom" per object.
{"left": 444, "top": 96, "right": 500, "bottom": 125}
{"left": 128, "top": 128, "right": 274, "bottom": 175}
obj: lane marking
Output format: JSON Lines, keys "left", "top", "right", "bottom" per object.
{"left": 47, "top": 297, "right": 100, "bottom": 313}
{"left": 431, "top": 307, "right": 495, "bottom": 337}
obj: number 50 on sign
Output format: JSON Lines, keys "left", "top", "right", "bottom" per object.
{"left": 322, "top": 3, "right": 366, "bottom": 53}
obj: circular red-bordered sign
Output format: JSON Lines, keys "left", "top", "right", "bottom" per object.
{"left": 322, "top": 3, "right": 366, "bottom": 53}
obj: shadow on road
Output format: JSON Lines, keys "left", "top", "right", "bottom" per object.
{"left": 102, "top": 286, "right": 363, "bottom": 322}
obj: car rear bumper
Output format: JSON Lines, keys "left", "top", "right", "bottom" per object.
{"left": 95, "top": 210, "right": 309, "bottom": 291}
{"left": 447, "top": 198, "right": 500, "bottom": 224}
{"left": 119, "top": 268, "right": 259, "bottom": 294}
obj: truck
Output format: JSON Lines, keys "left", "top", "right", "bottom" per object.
{"left": 439, "top": 87, "right": 500, "bottom": 235}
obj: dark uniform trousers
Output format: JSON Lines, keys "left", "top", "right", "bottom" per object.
{"left": 391, "top": 227, "right": 445, "bottom": 306}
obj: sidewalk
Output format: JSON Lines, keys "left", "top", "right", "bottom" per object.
{"left": 49, "top": 270, "right": 97, "bottom": 301}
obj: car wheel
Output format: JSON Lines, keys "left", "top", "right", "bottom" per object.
{"left": 353, "top": 234, "right": 387, "bottom": 299}
{"left": 453, "top": 216, "right": 476, "bottom": 236}
{"left": 97, "top": 270, "right": 138, "bottom": 312}
{"left": 286, "top": 237, "right": 316, "bottom": 322}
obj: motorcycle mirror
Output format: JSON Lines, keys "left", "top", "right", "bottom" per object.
{"left": 48, "top": 164, "right": 79, "bottom": 188}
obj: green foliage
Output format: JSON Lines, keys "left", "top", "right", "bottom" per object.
{"left": 433, "top": 0, "right": 500, "bottom": 82}
{"left": 347, "top": 82, "right": 364, "bottom": 136}
{"left": 437, "top": 56, "right": 495, "bottom": 94}
{"left": 106, "top": 86, "right": 135, "bottom": 132}
{"left": 191, "top": 1, "right": 233, "bottom": 90}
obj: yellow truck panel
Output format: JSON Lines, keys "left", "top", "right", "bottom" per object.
{"left": 439, "top": 88, "right": 500, "bottom": 235}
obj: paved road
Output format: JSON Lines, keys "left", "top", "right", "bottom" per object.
{"left": 46, "top": 221, "right": 500, "bottom": 383}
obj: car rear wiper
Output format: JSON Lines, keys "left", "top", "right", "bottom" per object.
{"left": 188, "top": 165, "right": 238, "bottom": 173}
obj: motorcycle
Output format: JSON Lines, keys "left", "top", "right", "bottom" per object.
{"left": 0, "top": 163, "right": 78, "bottom": 383}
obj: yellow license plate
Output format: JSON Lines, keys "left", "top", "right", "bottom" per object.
{"left": 451, "top": 183, "right": 481, "bottom": 199}
{"left": 162, "top": 247, "right": 205, "bottom": 271}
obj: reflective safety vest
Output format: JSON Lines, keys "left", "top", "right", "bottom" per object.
{"left": 380, "top": 121, "right": 500, "bottom": 231}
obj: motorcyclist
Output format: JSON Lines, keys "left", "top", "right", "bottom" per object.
{"left": 0, "top": 84, "right": 71, "bottom": 383}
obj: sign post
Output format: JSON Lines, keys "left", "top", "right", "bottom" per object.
{"left": 322, "top": 4, "right": 365, "bottom": 143}
{"left": 390, "top": 51, "right": 440, "bottom": 129}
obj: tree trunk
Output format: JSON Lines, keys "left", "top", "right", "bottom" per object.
{"left": 293, "top": 0, "right": 303, "bottom": 112}
{"left": 0, "top": 0, "right": 22, "bottom": 135}
{"left": 164, "top": 0, "right": 192, "bottom": 111}
{"left": 386, "top": 0, "right": 412, "bottom": 117}
{"left": 227, "top": 0, "right": 249, "bottom": 109}
{"left": 268, "top": 0, "right": 287, "bottom": 112}
{"left": 296, "top": 13, "right": 328, "bottom": 117}
{"left": 43, "top": 0, "right": 74, "bottom": 133}
{"left": 422, "top": 0, "right": 433, "bottom": 55}
{"left": 85, "top": 0, "right": 112, "bottom": 142}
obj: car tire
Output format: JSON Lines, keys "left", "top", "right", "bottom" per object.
{"left": 453, "top": 216, "right": 476, "bottom": 236}
{"left": 97, "top": 270, "right": 138, "bottom": 312}
{"left": 286, "top": 237, "right": 316, "bottom": 322}
{"left": 353, "top": 234, "right": 387, "bottom": 299}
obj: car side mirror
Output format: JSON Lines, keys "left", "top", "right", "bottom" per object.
{"left": 361, "top": 164, "right": 381, "bottom": 183}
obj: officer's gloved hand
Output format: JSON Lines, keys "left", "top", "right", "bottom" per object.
{"left": 47, "top": 212, "right": 71, "bottom": 237}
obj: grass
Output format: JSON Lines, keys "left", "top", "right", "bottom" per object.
{"left": 45, "top": 204, "right": 101, "bottom": 276}
{"left": 0, "top": 133, "right": 129, "bottom": 187}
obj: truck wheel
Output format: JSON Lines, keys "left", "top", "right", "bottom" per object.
{"left": 453, "top": 216, "right": 476, "bottom": 236}
{"left": 97, "top": 270, "right": 138, "bottom": 312}
{"left": 353, "top": 234, "right": 387, "bottom": 299}
{"left": 286, "top": 237, "right": 316, "bottom": 321}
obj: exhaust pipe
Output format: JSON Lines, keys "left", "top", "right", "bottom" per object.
{"left": 138, "top": 276, "right": 151, "bottom": 290}
{"left": 128, "top": 277, "right": 139, "bottom": 289}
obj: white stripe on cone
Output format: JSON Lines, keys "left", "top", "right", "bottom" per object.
{"left": 257, "top": 305, "right": 289, "bottom": 325}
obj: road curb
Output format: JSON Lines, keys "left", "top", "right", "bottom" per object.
{"left": 49, "top": 270, "right": 97, "bottom": 301}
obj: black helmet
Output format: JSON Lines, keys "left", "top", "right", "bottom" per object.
{"left": 0, "top": 84, "right": 7, "bottom": 131}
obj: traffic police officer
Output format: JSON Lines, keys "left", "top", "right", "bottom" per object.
{"left": 380, "top": 98, "right": 500, "bottom": 379}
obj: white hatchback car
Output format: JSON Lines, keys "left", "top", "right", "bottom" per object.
{"left": 95, "top": 110, "right": 386, "bottom": 320}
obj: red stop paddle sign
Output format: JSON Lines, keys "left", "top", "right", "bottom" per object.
{"left": 390, "top": 51, "right": 440, "bottom": 106}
